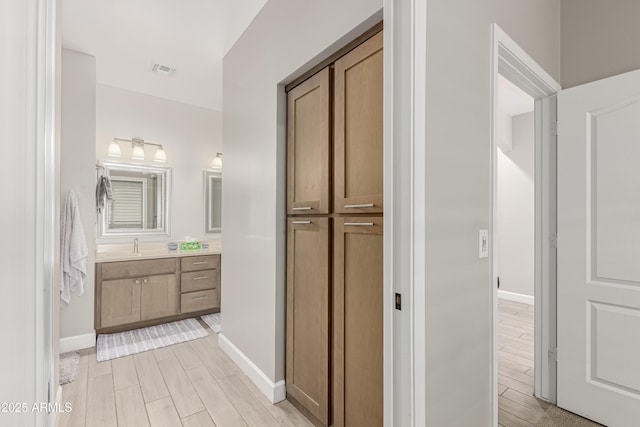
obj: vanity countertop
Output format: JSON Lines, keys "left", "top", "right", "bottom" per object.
{"left": 96, "top": 240, "right": 221, "bottom": 263}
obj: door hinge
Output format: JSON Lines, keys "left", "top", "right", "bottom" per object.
{"left": 551, "top": 121, "right": 558, "bottom": 137}
{"left": 548, "top": 347, "right": 558, "bottom": 361}
{"left": 550, "top": 234, "right": 558, "bottom": 248}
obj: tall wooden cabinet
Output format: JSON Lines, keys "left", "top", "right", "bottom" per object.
{"left": 286, "top": 27, "right": 383, "bottom": 427}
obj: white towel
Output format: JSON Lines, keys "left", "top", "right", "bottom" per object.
{"left": 60, "top": 190, "right": 88, "bottom": 307}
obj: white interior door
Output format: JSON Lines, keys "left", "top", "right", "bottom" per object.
{"left": 558, "top": 68, "right": 640, "bottom": 426}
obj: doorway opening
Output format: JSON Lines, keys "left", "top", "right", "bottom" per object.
{"left": 490, "top": 24, "right": 561, "bottom": 426}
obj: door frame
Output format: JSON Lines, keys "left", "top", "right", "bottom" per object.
{"left": 489, "top": 23, "right": 561, "bottom": 424}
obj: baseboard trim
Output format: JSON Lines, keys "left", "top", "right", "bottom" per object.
{"left": 59, "top": 332, "right": 96, "bottom": 353}
{"left": 498, "top": 289, "right": 534, "bottom": 305}
{"left": 218, "top": 333, "right": 286, "bottom": 404}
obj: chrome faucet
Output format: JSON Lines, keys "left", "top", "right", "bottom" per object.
{"left": 133, "top": 237, "right": 139, "bottom": 254}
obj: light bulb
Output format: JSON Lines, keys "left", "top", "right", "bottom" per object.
{"left": 154, "top": 146, "right": 167, "bottom": 163}
{"left": 211, "top": 152, "right": 222, "bottom": 169}
{"left": 131, "top": 143, "right": 145, "bottom": 160}
{"left": 107, "top": 140, "right": 121, "bottom": 157}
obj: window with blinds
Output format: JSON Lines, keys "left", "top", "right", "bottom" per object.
{"left": 109, "top": 179, "right": 145, "bottom": 229}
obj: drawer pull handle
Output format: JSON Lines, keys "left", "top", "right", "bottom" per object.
{"left": 192, "top": 261, "right": 208, "bottom": 265}
{"left": 344, "top": 222, "right": 374, "bottom": 227}
{"left": 291, "top": 221, "right": 311, "bottom": 225}
{"left": 192, "top": 276, "right": 208, "bottom": 280}
{"left": 192, "top": 296, "right": 208, "bottom": 301}
{"left": 292, "top": 207, "right": 312, "bottom": 211}
{"left": 344, "top": 203, "right": 374, "bottom": 209}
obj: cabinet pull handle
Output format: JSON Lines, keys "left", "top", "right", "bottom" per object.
{"left": 344, "top": 203, "right": 374, "bottom": 209}
{"left": 292, "top": 207, "right": 312, "bottom": 211}
{"left": 344, "top": 222, "right": 374, "bottom": 227}
{"left": 192, "top": 261, "right": 208, "bottom": 265}
{"left": 143, "top": 278, "right": 148, "bottom": 283}
{"left": 192, "top": 276, "right": 208, "bottom": 280}
{"left": 134, "top": 279, "right": 141, "bottom": 284}
{"left": 291, "top": 221, "right": 312, "bottom": 225}
{"left": 192, "top": 296, "right": 208, "bottom": 301}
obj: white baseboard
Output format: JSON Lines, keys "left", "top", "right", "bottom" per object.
{"left": 59, "top": 332, "right": 96, "bottom": 353}
{"left": 218, "top": 333, "right": 286, "bottom": 404}
{"left": 498, "top": 289, "right": 534, "bottom": 305}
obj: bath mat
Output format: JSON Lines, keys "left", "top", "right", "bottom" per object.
{"left": 59, "top": 351, "right": 80, "bottom": 385}
{"left": 535, "top": 406, "right": 604, "bottom": 427}
{"left": 96, "top": 318, "right": 208, "bottom": 362}
{"left": 201, "top": 313, "right": 221, "bottom": 334}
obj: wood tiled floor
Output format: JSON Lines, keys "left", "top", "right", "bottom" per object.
{"left": 57, "top": 321, "right": 313, "bottom": 427}
{"left": 498, "top": 299, "right": 600, "bottom": 427}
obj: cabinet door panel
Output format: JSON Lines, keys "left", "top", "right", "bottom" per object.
{"left": 101, "top": 278, "right": 141, "bottom": 327}
{"left": 286, "top": 218, "right": 330, "bottom": 424}
{"left": 287, "top": 67, "right": 331, "bottom": 215}
{"left": 333, "top": 217, "right": 383, "bottom": 427}
{"left": 334, "top": 31, "right": 383, "bottom": 214}
{"left": 140, "top": 274, "right": 179, "bottom": 321}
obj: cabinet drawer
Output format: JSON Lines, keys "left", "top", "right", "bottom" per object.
{"left": 101, "top": 258, "right": 177, "bottom": 280}
{"left": 181, "top": 289, "right": 219, "bottom": 313}
{"left": 181, "top": 255, "right": 219, "bottom": 272}
{"left": 181, "top": 269, "right": 218, "bottom": 293}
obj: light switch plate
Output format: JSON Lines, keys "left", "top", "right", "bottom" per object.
{"left": 479, "top": 229, "right": 489, "bottom": 258}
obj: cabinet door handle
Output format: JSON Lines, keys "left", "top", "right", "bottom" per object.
{"left": 344, "top": 222, "right": 374, "bottom": 227}
{"left": 192, "top": 276, "right": 208, "bottom": 280}
{"left": 291, "top": 221, "right": 312, "bottom": 225}
{"left": 292, "top": 207, "right": 312, "bottom": 211}
{"left": 192, "top": 296, "right": 208, "bottom": 301}
{"left": 134, "top": 279, "right": 141, "bottom": 284}
{"left": 192, "top": 261, "right": 208, "bottom": 265}
{"left": 143, "top": 278, "right": 148, "bottom": 283}
{"left": 344, "top": 203, "right": 375, "bottom": 209}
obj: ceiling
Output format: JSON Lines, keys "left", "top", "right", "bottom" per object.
{"left": 62, "top": 0, "right": 268, "bottom": 111}
{"left": 498, "top": 74, "right": 534, "bottom": 117}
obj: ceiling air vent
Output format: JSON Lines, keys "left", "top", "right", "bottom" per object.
{"left": 151, "top": 64, "right": 176, "bottom": 76}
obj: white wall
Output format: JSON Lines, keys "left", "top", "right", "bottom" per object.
{"left": 222, "top": 0, "right": 382, "bottom": 388}
{"left": 424, "top": 1, "right": 560, "bottom": 425}
{"left": 95, "top": 84, "right": 222, "bottom": 242}
{"left": 60, "top": 49, "right": 97, "bottom": 340}
{"left": 562, "top": 0, "right": 640, "bottom": 89}
{"left": 497, "top": 112, "right": 535, "bottom": 297}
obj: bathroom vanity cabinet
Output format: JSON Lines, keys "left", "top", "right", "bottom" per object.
{"left": 95, "top": 254, "right": 220, "bottom": 333}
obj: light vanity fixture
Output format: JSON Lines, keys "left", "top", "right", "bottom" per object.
{"left": 108, "top": 137, "right": 167, "bottom": 163}
{"left": 211, "top": 152, "right": 222, "bottom": 169}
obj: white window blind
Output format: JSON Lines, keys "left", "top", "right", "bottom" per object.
{"left": 109, "top": 179, "right": 144, "bottom": 228}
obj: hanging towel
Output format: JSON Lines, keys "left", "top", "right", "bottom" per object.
{"left": 95, "top": 175, "right": 113, "bottom": 213}
{"left": 61, "top": 190, "right": 88, "bottom": 307}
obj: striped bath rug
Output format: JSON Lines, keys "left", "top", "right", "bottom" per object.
{"left": 96, "top": 318, "right": 208, "bottom": 362}
{"left": 201, "top": 313, "right": 221, "bottom": 334}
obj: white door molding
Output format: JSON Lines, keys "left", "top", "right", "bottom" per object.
{"left": 384, "top": 0, "right": 426, "bottom": 425}
{"left": 490, "top": 23, "right": 561, "bottom": 425}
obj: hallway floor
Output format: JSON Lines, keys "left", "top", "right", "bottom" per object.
{"left": 57, "top": 321, "right": 312, "bottom": 427}
{"left": 498, "top": 299, "right": 601, "bottom": 427}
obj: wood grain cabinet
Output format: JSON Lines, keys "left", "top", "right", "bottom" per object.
{"left": 96, "top": 254, "right": 220, "bottom": 333}
{"left": 287, "top": 67, "right": 331, "bottom": 215}
{"left": 141, "top": 274, "right": 179, "bottom": 321}
{"left": 333, "top": 218, "right": 383, "bottom": 427}
{"left": 286, "top": 218, "right": 330, "bottom": 425}
{"left": 334, "top": 31, "right": 384, "bottom": 214}
{"left": 285, "top": 26, "right": 383, "bottom": 427}
{"left": 180, "top": 255, "right": 220, "bottom": 313}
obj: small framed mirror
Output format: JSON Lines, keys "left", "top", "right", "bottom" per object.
{"left": 205, "top": 170, "right": 222, "bottom": 234}
{"left": 99, "top": 161, "right": 171, "bottom": 238}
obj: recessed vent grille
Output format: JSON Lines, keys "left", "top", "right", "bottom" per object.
{"left": 151, "top": 64, "right": 176, "bottom": 76}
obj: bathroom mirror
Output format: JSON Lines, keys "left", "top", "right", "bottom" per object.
{"left": 99, "top": 161, "right": 171, "bottom": 238}
{"left": 205, "top": 170, "right": 222, "bottom": 233}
